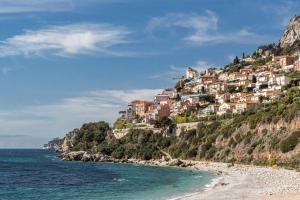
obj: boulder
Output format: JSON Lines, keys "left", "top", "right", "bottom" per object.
{"left": 63, "top": 151, "right": 85, "bottom": 161}
{"left": 168, "top": 159, "right": 183, "bottom": 166}
{"left": 82, "top": 152, "right": 92, "bottom": 162}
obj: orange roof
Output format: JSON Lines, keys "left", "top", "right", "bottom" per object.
{"left": 132, "top": 100, "right": 153, "bottom": 104}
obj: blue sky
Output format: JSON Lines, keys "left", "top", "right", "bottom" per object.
{"left": 0, "top": 0, "right": 299, "bottom": 148}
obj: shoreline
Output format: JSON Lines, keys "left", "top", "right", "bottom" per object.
{"left": 59, "top": 151, "right": 300, "bottom": 200}
{"left": 126, "top": 159, "right": 300, "bottom": 200}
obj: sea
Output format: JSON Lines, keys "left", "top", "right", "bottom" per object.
{"left": 0, "top": 149, "right": 215, "bottom": 200}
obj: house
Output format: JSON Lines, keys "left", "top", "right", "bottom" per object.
{"left": 218, "top": 72, "right": 229, "bottom": 81}
{"left": 275, "top": 75, "right": 292, "bottom": 86}
{"left": 272, "top": 56, "right": 295, "bottom": 67}
{"left": 186, "top": 67, "right": 198, "bottom": 79}
{"left": 240, "top": 68, "right": 252, "bottom": 74}
{"left": 243, "top": 57, "right": 255, "bottom": 63}
{"left": 216, "top": 93, "right": 230, "bottom": 104}
{"left": 145, "top": 104, "right": 170, "bottom": 122}
{"left": 160, "top": 98, "right": 173, "bottom": 106}
{"left": 238, "top": 79, "right": 251, "bottom": 87}
{"left": 131, "top": 100, "right": 153, "bottom": 117}
{"left": 200, "top": 104, "right": 220, "bottom": 116}
{"left": 282, "top": 64, "right": 294, "bottom": 72}
{"left": 234, "top": 102, "right": 257, "bottom": 113}
{"left": 217, "top": 102, "right": 236, "bottom": 115}
{"left": 294, "top": 57, "right": 300, "bottom": 71}
{"left": 154, "top": 94, "right": 170, "bottom": 104}
{"left": 198, "top": 75, "right": 218, "bottom": 84}
{"left": 268, "top": 74, "right": 292, "bottom": 86}
{"left": 206, "top": 82, "right": 227, "bottom": 94}
{"left": 228, "top": 72, "right": 241, "bottom": 81}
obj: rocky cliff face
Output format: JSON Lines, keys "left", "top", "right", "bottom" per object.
{"left": 279, "top": 14, "right": 300, "bottom": 51}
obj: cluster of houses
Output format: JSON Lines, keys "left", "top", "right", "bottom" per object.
{"left": 122, "top": 55, "right": 300, "bottom": 124}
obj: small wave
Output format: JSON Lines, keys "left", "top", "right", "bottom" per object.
{"left": 194, "top": 175, "right": 203, "bottom": 179}
{"left": 204, "top": 176, "right": 223, "bottom": 190}
{"left": 168, "top": 176, "right": 223, "bottom": 200}
{"left": 113, "top": 178, "right": 128, "bottom": 182}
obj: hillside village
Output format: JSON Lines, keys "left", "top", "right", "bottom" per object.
{"left": 116, "top": 53, "right": 300, "bottom": 130}
{"left": 51, "top": 13, "right": 300, "bottom": 175}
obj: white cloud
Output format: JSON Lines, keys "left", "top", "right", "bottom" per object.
{"left": 0, "top": 89, "right": 162, "bottom": 148}
{"left": 0, "top": 23, "right": 131, "bottom": 57}
{"left": 260, "top": 1, "right": 299, "bottom": 28}
{"left": 0, "top": 0, "right": 73, "bottom": 13}
{"left": 194, "top": 59, "right": 215, "bottom": 72}
{"left": 147, "top": 11, "right": 273, "bottom": 46}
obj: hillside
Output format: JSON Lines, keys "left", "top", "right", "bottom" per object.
{"left": 56, "top": 14, "right": 300, "bottom": 170}
{"left": 59, "top": 87, "right": 300, "bottom": 170}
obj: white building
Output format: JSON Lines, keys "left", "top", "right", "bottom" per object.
{"left": 186, "top": 67, "right": 198, "bottom": 79}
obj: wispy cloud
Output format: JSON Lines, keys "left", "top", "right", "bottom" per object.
{"left": 147, "top": 10, "right": 273, "bottom": 46}
{"left": 1, "top": 65, "right": 24, "bottom": 75}
{"left": 0, "top": 0, "right": 125, "bottom": 14}
{"left": 0, "top": 23, "right": 131, "bottom": 57}
{"left": 194, "top": 59, "right": 215, "bottom": 72}
{"left": 0, "top": 88, "right": 162, "bottom": 147}
{"left": 260, "top": 0, "right": 299, "bottom": 28}
{"left": 0, "top": 0, "right": 73, "bottom": 13}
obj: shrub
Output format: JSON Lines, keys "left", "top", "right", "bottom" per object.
{"left": 184, "top": 148, "right": 198, "bottom": 158}
{"left": 269, "top": 136, "right": 280, "bottom": 150}
{"left": 280, "top": 131, "right": 300, "bottom": 153}
{"left": 268, "top": 157, "right": 277, "bottom": 167}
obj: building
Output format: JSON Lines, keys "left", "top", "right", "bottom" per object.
{"left": 268, "top": 74, "right": 292, "bottom": 86}
{"left": 198, "top": 75, "right": 218, "bottom": 84}
{"left": 154, "top": 94, "right": 170, "bottom": 104}
{"left": 131, "top": 100, "right": 153, "bottom": 117}
{"left": 200, "top": 104, "right": 220, "bottom": 116}
{"left": 240, "top": 68, "right": 252, "bottom": 74}
{"left": 234, "top": 102, "right": 257, "bottom": 113}
{"left": 272, "top": 56, "right": 295, "bottom": 67}
{"left": 216, "top": 93, "right": 230, "bottom": 104}
{"left": 243, "top": 57, "right": 255, "bottom": 63}
{"left": 294, "top": 57, "right": 300, "bottom": 71}
{"left": 186, "top": 67, "right": 198, "bottom": 79}
{"left": 217, "top": 102, "right": 236, "bottom": 115}
{"left": 126, "top": 103, "right": 135, "bottom": 120}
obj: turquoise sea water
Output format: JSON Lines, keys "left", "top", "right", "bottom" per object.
{"left": 0, "top": 149, "right": 215, "bottom": 200}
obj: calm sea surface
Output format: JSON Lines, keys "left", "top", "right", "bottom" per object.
{"left": 0, "top": 149, "right": 215, "bottom": 200}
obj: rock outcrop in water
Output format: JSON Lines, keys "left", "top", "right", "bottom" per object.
{"left": 43, "top": 137, "right": 64, "bottom": 151}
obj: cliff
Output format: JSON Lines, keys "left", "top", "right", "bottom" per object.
{"left": 279, "top": 14, "right": 300, "bottom": 54}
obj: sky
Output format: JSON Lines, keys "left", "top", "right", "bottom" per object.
{"left": 0, "top": 0, "right": 299, "bottom": 148}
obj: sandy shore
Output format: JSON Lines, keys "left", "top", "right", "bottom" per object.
{"left": 128, "top": 159, "right": 300, "bottom": 200}
{"left": 171, "top": 161, "right": 300, "bottom": 200}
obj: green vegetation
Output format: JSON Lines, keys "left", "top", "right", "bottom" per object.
{"left": 280, "top": 131, "right": 300, "bottom": 153}
{"left": 287, "top": 71, "right": 300, "bottom": 79}
{"left": 66, "top": 87, "right": 300, "bottom": 169}
{"left": 152, "top": 117, "right": 173, "bottom": 128}
{"left": 252, "top": 56, "right": 272, "bottom": 66}
{"left": 114, "top": 117, "right": 127, "bottom": 129}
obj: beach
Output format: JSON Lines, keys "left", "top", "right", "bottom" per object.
{"left": 61, "top": 151, "right": 300, "bottom": 200}
{"left": 171, "top": 161, "right": 300, "bottom": 200}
